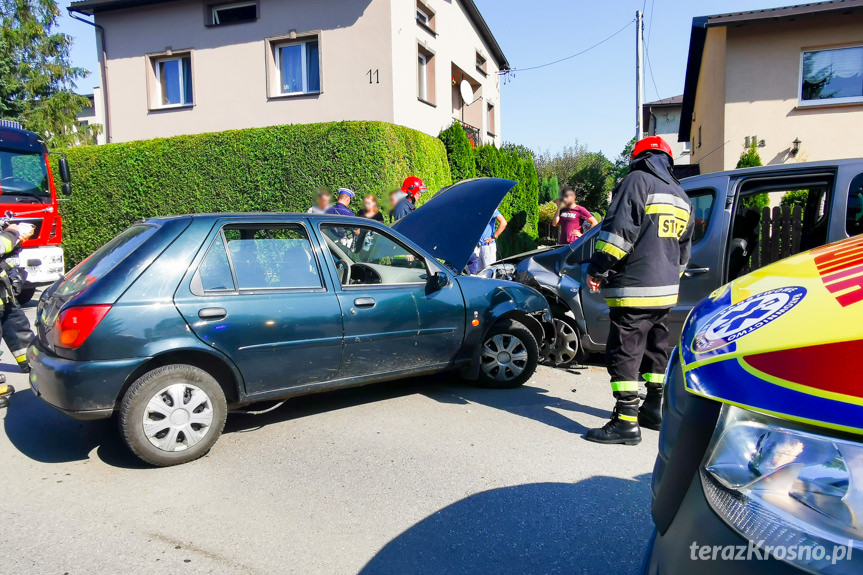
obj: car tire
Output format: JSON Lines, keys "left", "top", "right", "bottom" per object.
{"left": 118, "top": 364, "right": 227, "bottom": 467}
{"left": 544, "top": 314, "right": 583, "bottom": 367}
{"left": 476, "top": 319, "right": 539, "bottom": 389}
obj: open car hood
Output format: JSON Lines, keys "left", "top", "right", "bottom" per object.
{"left": 680, "top": 235, "right": 863, "bottom": 435}
{"left": 393, "top": 178, "right": 516, "bottom": 272}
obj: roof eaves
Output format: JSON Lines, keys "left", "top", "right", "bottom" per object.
{"left": 678, "top": 17, "right": 708, "bottom": 143}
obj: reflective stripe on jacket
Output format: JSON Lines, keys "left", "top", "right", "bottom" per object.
{"left": 587, "top": 153, "right": 693, "bottom": 309}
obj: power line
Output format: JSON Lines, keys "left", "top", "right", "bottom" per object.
{"left": 503, "top": 19, "right": 635, "bottom": 74}
{"left": 644, "top": 0, "right": 662, "bottom": 101}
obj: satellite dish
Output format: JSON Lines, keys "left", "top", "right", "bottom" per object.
{"left": 459, "top": 79, "right": 474, "bottom": 104}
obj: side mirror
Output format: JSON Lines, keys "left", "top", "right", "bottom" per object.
{"left": 58, "top": 156, "right": 71, "bottom": 184}
{"left": 428, "top": 271, "right": 449, "bottom": 292}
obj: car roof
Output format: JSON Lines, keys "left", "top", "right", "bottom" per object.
{"left": 145, "top": 213, "right": 382, "bottom": 225}
{"left": 680, "top": 157, "right": 863, "bottom": 184}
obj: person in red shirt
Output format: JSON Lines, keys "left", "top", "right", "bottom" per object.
{"left": 552, "top": 187, "right": 598, "bottom": 244}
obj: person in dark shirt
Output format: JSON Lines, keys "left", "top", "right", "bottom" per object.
{"left": 357, "top": 194, "right": 384, "bottom": 222}
{"left": 553, "top": 187, "right": 598, "bottom": 244}
{"left": 391, "top": 177, "right": 427, "bottom": 222}
{"left": 326, "top": 188, "right": 355, "bottom": 216}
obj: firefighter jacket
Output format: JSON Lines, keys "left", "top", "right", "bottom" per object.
{"left": 0, "top": 228, "right": 22, "bottom": 303}
{"left": 587, "top": 152, "right": 693, "bottom": 309}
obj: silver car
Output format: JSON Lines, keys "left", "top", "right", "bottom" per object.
{"left": 487, "top": 159, "right": 863, "bottom": 365}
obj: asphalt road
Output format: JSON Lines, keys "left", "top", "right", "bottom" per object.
{"left": 0, "top": 298, "right": 658, "bottom": 575}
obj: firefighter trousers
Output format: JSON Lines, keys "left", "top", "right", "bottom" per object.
{"left": 1, "top": 301, "right": 34, "bottom": 372}
{"left": 607, "top": 307, "right": 671, "bottom": 401}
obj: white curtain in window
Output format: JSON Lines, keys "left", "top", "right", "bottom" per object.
{"left": 802, "top": 46, "right": 863, "bottom": 100}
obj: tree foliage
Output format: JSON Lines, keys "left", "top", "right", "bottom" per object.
{"left": 612, "top": 137, "right": 636, "bottom": 183}
{"left": 539, "top": 176, "right": 558, "bottom": 203}
{"left": 736, "top": 139, "right": 763, "bottom": 169}
{"left": 438, "top": 123, "right": 476, "bottom": 181}
{"left": 567, "top": 152, "right": 612, "bottom": 215}
{"left": 0, "top": 0, "right": 98, "bottom": 146}
{"left": 737, "top": 139, "right": 769, "bottom": 210}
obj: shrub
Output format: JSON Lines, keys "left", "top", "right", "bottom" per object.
{"left": 539, "top": 176, "right": 558, "bottom": 203}
{"left": 471, "top": 143, "right": 539, "bottom": 256}
{"left": 56, "top": 121, "right": 451, "bottom": 267}
{"left": 438, "top": 123, "right": 477, "bottom": 181}
{"left": 781, "top": 189, "right": 809, "bottom": 209}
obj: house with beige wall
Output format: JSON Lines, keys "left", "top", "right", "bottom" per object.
{"left": 69, "top": 0, "right": 508, "bottom": 145}
{"left": 679, "top": 0, "right": 863, "bottom": 174}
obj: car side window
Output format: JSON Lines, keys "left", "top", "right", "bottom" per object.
{"left": 220, "top": 225, "right": 322, "bottom": 290}
{"left": 319, "top": 223, "right": 428, "bottom": 286}
{"left": 847, "top": 172, "right": 863, "bottom": 237}
{"left": 197, "top": 234, "right": 235, "bottom": 291}
{"left": 686, "top": 189, "right": 716, "bottom": 245}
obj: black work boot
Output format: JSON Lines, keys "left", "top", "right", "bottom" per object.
{"left": 0, "top": 384, "right": 15, "bottom": 409}
{"left": 585, "top": 400, "right": 642, "bottom": 445}
{"left": 638, "top": 386, "right": 663, "bottom": 431}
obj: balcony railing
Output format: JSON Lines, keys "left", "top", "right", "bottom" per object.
{"left": 458, "top": 121, "right": 481, "bottom": 147}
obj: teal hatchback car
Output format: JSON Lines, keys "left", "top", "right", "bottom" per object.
{"left": 29, "top": 179, "right": 553, "bottom": 466}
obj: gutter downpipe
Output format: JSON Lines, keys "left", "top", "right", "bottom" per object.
{"left": 67, "top": 8, "right": 111, "bottom": 143}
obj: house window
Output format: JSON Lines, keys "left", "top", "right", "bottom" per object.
{"left": 417, "top": 46, "right": 435, "bottom": 104}
{"left": 210, "top": 1, "right": 257, "bottom": 26}
{"left": 274, "top": 39, "right": 320, "bottom": 95}
{"left": 476, "top": 52, "right": 487, "bottom": 76}
{"left": 152, "top": 54, "right": 193, "bottom": 108}
{"left": 486, "top": 103, "right": 496, "bottom": 135}
{"left": 800, "top": 46, "right": 863, "bottom": 105}
{"left": 416, "top": 1, "right": 435, "bottom": 32}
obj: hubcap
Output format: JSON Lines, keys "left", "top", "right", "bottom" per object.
{"left": 142, "top": 383, "right": 214, "bottom": 452}
{"left": 545, "top": 318, "right": 580, "bottom": 366}
{"left": 481, "top": 333, "right": 529, "bottom": 382}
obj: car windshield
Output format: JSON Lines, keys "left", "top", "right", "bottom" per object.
{"left": 55, "top": 224, "right": 159, "bottom": 298}
{"left": 0, "top": 148, "right": 51, "bottom": 203}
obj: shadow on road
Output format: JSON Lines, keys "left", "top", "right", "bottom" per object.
{"left": 2, "top": 391, "right": 149, "bottom": 468}
{"left": 4, "top": 369, "right": 608, "bottom": 467}
{"left": 360, "top": 475, "right": 653, "bottom": 575}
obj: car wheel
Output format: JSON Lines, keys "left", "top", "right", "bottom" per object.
{"left": 544, "top": 315, "right": 582, "bottom": 367}
{"left": 118, "top": 364, "right": 227, "bottom": 467}
{"left": 477, "top": 319, "right": 539, "bottom": 388}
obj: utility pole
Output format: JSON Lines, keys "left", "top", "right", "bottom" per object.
{"left": 635, "top": 10, "right": 644, "bottom": 141}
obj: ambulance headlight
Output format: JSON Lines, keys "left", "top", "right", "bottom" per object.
{"left": 701, "top": 405, "right": 862, "bottom": 573}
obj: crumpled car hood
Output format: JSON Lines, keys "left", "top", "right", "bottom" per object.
{"left": 393, "top": 178, "right": 516, "bottom": 272}
{"left": 680, "top": 235, "right": 863, "bottom": 435}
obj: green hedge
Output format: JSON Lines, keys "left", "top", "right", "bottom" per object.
{"left": 438, "top": 123, "right": 539, "bottom": 257}
{"left": 57, "top": 121, "right": 452, "bottom": 267}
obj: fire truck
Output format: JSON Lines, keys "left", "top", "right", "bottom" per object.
{"left": 0, "top": 119, "right": 71, "bottom": 303}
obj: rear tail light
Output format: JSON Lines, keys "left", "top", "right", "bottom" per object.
{"left": 55, "top": 305, "right": 111, "bottom": 349}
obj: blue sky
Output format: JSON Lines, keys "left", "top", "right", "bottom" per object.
{"left": 59, "top": 0, "right": 796, "bottom": 157}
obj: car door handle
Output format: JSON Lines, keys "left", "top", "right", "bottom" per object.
{"left": 354, "top": 297, "right": 376, "bottom": 309}
{"left": 198, "top": 307, "right": 228, "bottom": 320}
{"left": 684, "top": 267, "right": 710, "bottom": 277}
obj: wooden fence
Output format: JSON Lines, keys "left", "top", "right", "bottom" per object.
{"left": 749, "top": 205, "right": 803, "bottom": 271}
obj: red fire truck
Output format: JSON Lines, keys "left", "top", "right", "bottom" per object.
{"left": 0, "top": 119, "right": 71, "bottom": 303}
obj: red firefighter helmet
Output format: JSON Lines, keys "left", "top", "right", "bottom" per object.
{"left": 401, "top": 176, "right": 427, "bottom": 200}
{"left": 631, "top": 136, "right": 673, "bottom": 160}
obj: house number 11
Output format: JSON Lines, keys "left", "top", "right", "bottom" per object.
{"left": 367, "top": 69, "right": 380, "bottom": 84}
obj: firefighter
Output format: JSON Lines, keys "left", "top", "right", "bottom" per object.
{"left": 585, "top": 136, "right": 693, "bottom": 445}
{"left": 391, "top": 177, "right": 427, "bottom": 222}
{"left": 0, "top": 222, "right": 35, "bottom": 408}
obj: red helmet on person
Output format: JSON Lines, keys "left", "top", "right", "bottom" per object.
{"left": 401, "top": 176, "right": 427, "bottom": 200}
{"left": 631, "top": 136, "right": 673, "bottom": 160}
